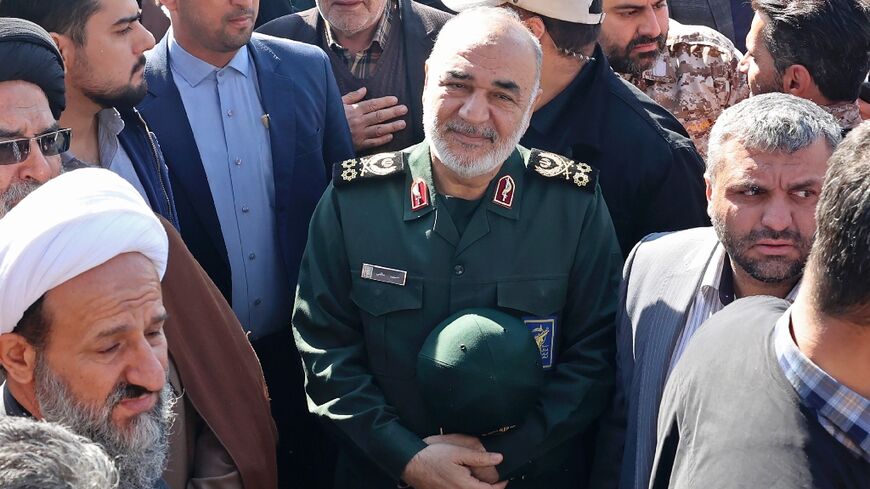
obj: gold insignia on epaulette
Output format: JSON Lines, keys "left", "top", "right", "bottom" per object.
{"left": 334, "top": 152, "right": 406, "bottom": 185}
{"left": 529, "top": 150, "right": 596, "bottom": 190}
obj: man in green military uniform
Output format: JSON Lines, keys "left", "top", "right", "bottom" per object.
{"left": 292, "top": 7, "right": 622, "bottom": 489}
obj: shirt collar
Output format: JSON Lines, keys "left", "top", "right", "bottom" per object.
{"left": 325, "top": 0, "right": 395, "bottom": 54}
{"left": 97, "top": 108, "right": 125, "bottom": 138}
{"left": 2, "top": 382, "right": 33, "bottom": 418}
{"left": 774, "top": 310, "right": 870, "bottom": 461}
{"left": 168, "top": 30, "right": 251, "bottom": 87}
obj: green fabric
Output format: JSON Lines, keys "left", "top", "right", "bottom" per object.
{"left": 292, "top": 141, "right": 622, "bottom": 484}
{"left": 438, "top": 193, "right": 482, "bottom": 237}
{"left": 417, "top": 308, "right": 545, "bottom": 435}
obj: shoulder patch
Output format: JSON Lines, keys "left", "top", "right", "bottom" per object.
{"left": 333, "top": 152, "right": 406, "bottom": 186}
{"left": 526, "top": 149, "right": 599, "bottom": 192}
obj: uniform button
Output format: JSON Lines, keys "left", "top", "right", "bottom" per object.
{"left": 234, "top": 158, "right": 242, "bottom": 166}
{"left": 254, "top": 298, "right": 262, "bottom": 306}
{"left": 218, "top": 72, "right": 224, "bottom": 77}
{"left": 241, "top": 206, "right": 250, "bottom": 213}
{"left": 453, "top": 264, "right": 464, "bottom": 276}
{"left": 248, "top": 253, "right": 256, "bottom": 260}
{"left": 227, "top": 109, "right": 234, "bottom": 117}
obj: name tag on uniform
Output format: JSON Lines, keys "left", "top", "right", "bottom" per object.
{"left": 361, "top": 263, "right": 407, "bottom": 286}
{"left": 524, "top": 317, "right": 557, "bottom": 369}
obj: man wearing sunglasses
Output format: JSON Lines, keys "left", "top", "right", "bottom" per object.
{"left": 0, "top": 0, "right": 178, "bottom": 228}
{"left": 0, "top": 18, "right": 68, "bottom": 217}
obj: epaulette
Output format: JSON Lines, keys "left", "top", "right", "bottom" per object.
{"left": 526, "top": 149, "right": 599, "bottom": 192}
{"left": 333, "top": 152, "right": 406, "bottom": 186}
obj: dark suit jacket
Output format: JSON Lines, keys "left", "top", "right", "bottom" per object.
{"left": 257, "top": 0, "right": 451, "bottom": 149}
{"left": 140, "top": 34, "right": 354, "bottom": 303}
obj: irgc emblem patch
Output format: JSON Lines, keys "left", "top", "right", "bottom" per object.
{"left": 524, "top": 316, "right": 557, "bottom": 369}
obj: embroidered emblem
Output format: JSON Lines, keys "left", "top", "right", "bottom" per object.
{"left": 333, "top": 152, "right": 406, "bottom": 185}
{"left": 410, "top": 178, "right": 430, "bottom": 211}
{"left": 527, "top": 149, "right": 598, "bottom": 192}
{"left": 492, "top": 175, "right": 515, "bottom": 208}
{"left": 361, "top": 263, "right": 407, "bottom": 286}
{"left": 524, "top": 316, "right": 557, "bottom": 369}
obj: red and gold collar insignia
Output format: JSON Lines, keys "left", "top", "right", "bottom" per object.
{"left": 410, "top": 178, "right": 430, "bottom": 212}
{"left": 492, "top": 175, "right": 515, "bottom": 209}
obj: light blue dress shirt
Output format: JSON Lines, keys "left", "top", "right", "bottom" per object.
{"left": 168, "top": 33, "right": 290, "bottom": 339}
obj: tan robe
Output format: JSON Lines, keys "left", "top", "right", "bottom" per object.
{"left": 159, "top": 218, "right": 278, "bottom": 489}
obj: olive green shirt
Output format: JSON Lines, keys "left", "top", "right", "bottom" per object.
{"left": 292, "top": 141, "right": 622, "bottom": 484}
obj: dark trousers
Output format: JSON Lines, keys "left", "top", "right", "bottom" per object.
{"left": 252, "top": 329, "right": 337, "bottom": 489}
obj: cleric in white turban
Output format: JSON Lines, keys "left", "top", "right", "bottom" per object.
{"left": 0, "top": 167, "right": 174, "bottom": 489}
{"left": 0, "top": 168, "right": 168, "bottom": 333}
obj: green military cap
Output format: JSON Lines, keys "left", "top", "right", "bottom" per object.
{"left": 417, "top": 308, "right": 545, "bottom": 436}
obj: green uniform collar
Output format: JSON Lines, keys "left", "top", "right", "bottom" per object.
{"left": 401, "top": 141, "right": 528, "bottom": 223}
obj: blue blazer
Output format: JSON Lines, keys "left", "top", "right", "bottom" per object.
{"left": 140, "top": 33, "right": 354, "bottom": 302}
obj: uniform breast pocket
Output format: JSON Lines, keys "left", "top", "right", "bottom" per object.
{"left": 497, "top": 277, "right": 569, "bottom": 369}
{"left": 350, "top": 277, "right": 424, "bottom": 379}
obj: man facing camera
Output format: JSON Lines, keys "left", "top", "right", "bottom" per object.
{"left": 293, "top": 7, "right": 622, "bottom": 489}
{"left": 0, "top": 170, "right": 174, "bottom": 489}
{"left": 650, "top": 121, "right": 870, "bottom": 488}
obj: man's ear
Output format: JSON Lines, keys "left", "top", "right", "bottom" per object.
{"left": 0, "top": 333, "right": 38, "bottom": 384}
{"left": 50, "top": 32, "right": 74, "bottom": 73}
{"left": 705, "top": 174, "right": 715, "bottom": 218}
{"left": 522, "top": 16, "right": 546, "bottom": 40}
{"left": 159, "top": 0, "right": 179, "bottom": 14}
{"left": 780, "top": 64, "right": 819, "bottom": 101}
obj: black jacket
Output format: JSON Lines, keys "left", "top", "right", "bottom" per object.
{"left": 257, "top": 0, "right": 451, "bottom": 149}
{"left": 521, "top": 46, "right": 709, "bottom": 256}
{"left": 117, "top": 108, "right": 179, "bottom": 229}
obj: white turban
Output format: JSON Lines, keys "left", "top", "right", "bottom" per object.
{"left": 0, "top": 168, "right": 168, "bottom": 334}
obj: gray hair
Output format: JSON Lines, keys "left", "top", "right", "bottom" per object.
{"left": 706, "top": 93, "right": 842, "bottom": 180}
{"left": 428, "top": 6, "right": 543, "bottom": 100}
{"left": 0, "top": 416, "right": 119, "bottom": 489}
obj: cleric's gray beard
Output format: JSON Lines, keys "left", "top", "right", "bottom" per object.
{"left": 35, "top": 356, "right": 176, "bottom": 489}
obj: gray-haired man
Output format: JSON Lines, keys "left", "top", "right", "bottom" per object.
{"left": 589, "top": 92, "right": 843, "bottom": 489}
{"left": 0, "top": 416, "right": 120, "bottom": 489}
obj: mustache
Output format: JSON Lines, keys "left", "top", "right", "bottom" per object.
{"left": 744, "top": 228, "right": 804, "bottom": 245}
{"left": 106, "top": 382, "right": 160, "bottom": 408}
{"left": 445, "top": 119, "right": 497, "bottom": 142}
{"left": 626, "top": 34, "right": 666, "bottom": 53}
{"left": 132, "top": 55, "right": 146, "bottom": 75}
{"left": 224, "top": 7, "right": 255, "bottom": 21}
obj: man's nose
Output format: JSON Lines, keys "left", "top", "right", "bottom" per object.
{"left": 458, "top": 90, "right": 490, "bottom": 125}
{"left": 123, "top": 338, "right": 167, "bottom": 394}
{"left": 638, "top": 7, "right": 662, "bottom": 39}
{"left": 17, "top": 140, "right": 58, "bottom": 184}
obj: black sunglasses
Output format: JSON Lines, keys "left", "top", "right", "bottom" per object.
{"left": 0, "top": 128, "right": 72, "bottom": 166}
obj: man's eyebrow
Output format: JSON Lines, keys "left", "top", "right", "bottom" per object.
{"left": 93, "top": 312, "right": 168, "bottom": 339}
{"left": 445, "top": 70, "right": 471, "bottom": 80}
{"left": 493, "top": 79, "right": 520, "bottom": 93}
{"left": 113, "top": 10, "right": 142, "bottom": 26}
{"left": 787, "top": 178, "right": 822, "bottom": 190}
{"left": 0, "top": 122, "right": 60, "bottom": 139}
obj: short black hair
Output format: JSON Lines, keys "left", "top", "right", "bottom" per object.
{"left": 15, "top": 296, "right": 51, "bottom": 349}
{"left": 751, "top": 0, "right": 870, "bottom": 103}
{"left": 0, "top": 0, "right": 102, "bottom": 45}
{"left": 512, "top": 1, "right": 603, "bottom": 57}
{"left": 810, "top": 122, "right": 870, "bottom": 318}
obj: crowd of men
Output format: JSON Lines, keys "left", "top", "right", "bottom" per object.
{"left": 0, "top": 0, "right": 867, "bottom": 488}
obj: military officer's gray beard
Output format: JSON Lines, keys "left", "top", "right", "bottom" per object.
{"left": 424, "top": 109, "right": 532, "bottom": 180}
{"left": 34, "top": 357, "right": 176, "bottom": 489}
{"left": 0, "top": 179, "right": 41, "bottom": 218}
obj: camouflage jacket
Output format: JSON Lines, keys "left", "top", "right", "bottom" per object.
{"left": 623, "top": 19, "right": 749, "bottom": 159}
{"left": 822, "top": 101, "right": 863, "bottom": 131}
